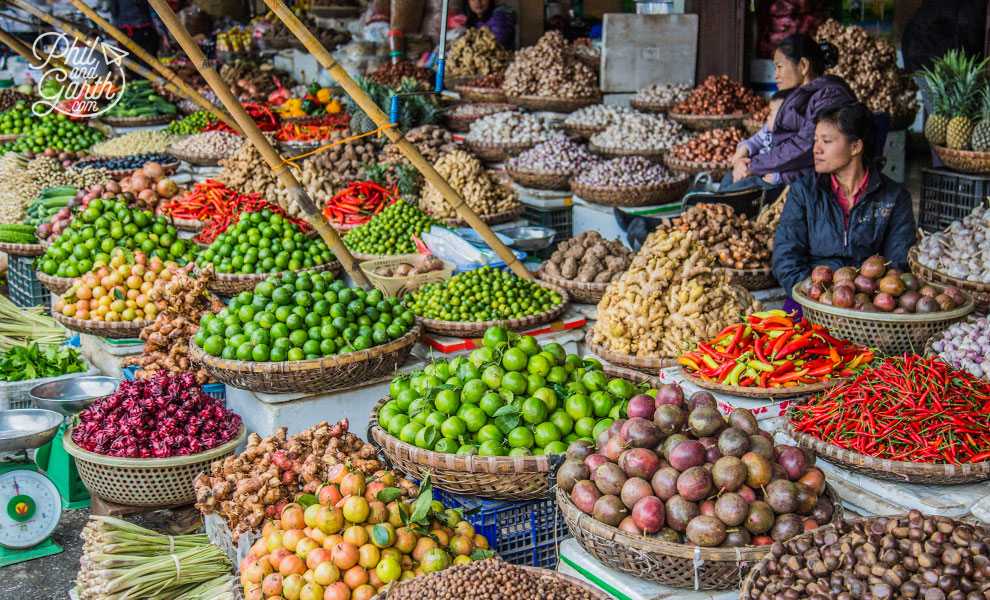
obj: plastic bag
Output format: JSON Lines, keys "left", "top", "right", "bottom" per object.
{"left": 421, "top": 227, "right": 487, "bottom": 266}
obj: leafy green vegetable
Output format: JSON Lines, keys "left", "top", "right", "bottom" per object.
{"left": 0, "top": 343, "right": 86, "bottom": 382}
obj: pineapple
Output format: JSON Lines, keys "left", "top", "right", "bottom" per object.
{"left": 941, "top": 50, "right": 985, "bottom": 150}
{"left": 971, "top": 87, "right": 990, "bottom": 151}
{"left": 922, "top": 74, "right": 950, "bottom": 145}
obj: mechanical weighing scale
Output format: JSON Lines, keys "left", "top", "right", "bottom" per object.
{"left": 29, "top": 376, "right": 120, "bottom": 510}
{"left": 0, "top": 408, "right": 65, "bottom": 566}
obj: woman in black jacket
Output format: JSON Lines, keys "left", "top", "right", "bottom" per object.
{"left": 772, "top": 102, "right": 916, "bottom": 304}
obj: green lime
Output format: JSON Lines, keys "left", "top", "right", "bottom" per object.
{"left": 439, "top": 416, "right": 466, "bottom": 439}
{"left": 460, "top": 406, "right": 487, "bottom": 432}
{"left": 477, "top": 440, "right": 504, "bottom": 456}
{"left": 533, "top": 422, "right": 561, "bottom": 447}
{"left": 549, "top": 410, "right": 574, "bottom": 436}
{"left": 543, "top": 440, "right": 567, "bottom": 455}
{"left": 434, "top": 437, "right": 459, "bottom": 454}
{"left": 591, "top": 391, "right": 615, "bottom": 418}
{"left": 476, "top": 424, "right": 504, "bottom": 445}
{"left": 526, "top": 354, "right": 551, "bottom": 378}
{"left": 501, "top": 371, "right": 528, "bottom": 396}
{"left": 565, "top": 395, "right": 593, "bottom": 421}
{"left": 574, "top": 416, "right": 596, "bottom": 438}
{"left": 479, "top": 393, "right": 504, "bottom": 417}
{"left": 251, "top": 344, "right": 271, "bottom": 362}
{"left": 434, "top": 389, "right": 461, "bottom": 415}
{"left": 521, "top": 397, "right": 548, "bottom": 425}
{"left": 399, "top": 422, "right": 423, "bottom": 445}
{"left": 507, "top": 426, "right": 534, "bottom": 449}
{"left": 592, "top": 418, "right": 613, "bottom": 441}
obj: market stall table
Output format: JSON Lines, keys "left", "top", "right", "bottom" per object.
{"left": 77, "top": 334, "right": 143, "bottom": 379}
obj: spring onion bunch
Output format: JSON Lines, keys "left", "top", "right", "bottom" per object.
{"left": 0, "top": 294, "right": 67, "bottom": 350}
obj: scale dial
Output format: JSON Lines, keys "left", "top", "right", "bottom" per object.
{"left": 0, "top": 470, "right": 61, "bottom": 549}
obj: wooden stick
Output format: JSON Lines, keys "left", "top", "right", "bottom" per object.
{"left": 147, "top": 0, "right": 371, "bottom": 288}
{"left": 0, "top": 28, "right": 49, "bottom": 70}
{"left": 261, "top": 0, "right": 533, "bottom": 280}
{"left": 63, "top": 0, "right": 243, "bottom": 135}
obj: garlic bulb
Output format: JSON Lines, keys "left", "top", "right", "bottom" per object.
{"left": 917, "top": 206, "right": 990, "bottom": 283}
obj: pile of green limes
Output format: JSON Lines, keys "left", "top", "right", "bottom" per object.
{"left": 39, "top": 198, "right": 194, "bottom": 278}
{"left": 165, "top": 111, "right": 214, "bottom": 135}
{"left": 404, "top": 266, "right": 563, "bottom": 322}
{"left": 378, "top": 326, "right": 647, "bottom": 456}
{"left": 343, "top": 201, "right": 440, "bottom": 255}
{"left": 195, "top": 270, "right": 417, "bottom": 362}
{"left": 195, "top": 210, "right": 335, "bottom": 275}
{"left": 0, "top": 103, "right": 105, "bottom": 153}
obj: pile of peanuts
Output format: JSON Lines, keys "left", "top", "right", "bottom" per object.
{"left": 420, "top": 150, "right": 518, "bottom": 218}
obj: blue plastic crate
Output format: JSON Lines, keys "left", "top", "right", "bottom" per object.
{"left": 121, "top": 366, "right": 226, "bottom": 404}
{"left": 433, "top": 488, "right": 569, "bottom": 569}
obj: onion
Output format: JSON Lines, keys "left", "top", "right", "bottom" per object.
{"left": 130, "top": 173, "right": 149, "bottom": 192}
{"left": 143, "top": 162, "right": 165, "bottom": 180}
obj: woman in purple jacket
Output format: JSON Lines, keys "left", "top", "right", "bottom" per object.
{"left": 723, "top": 34, "right": 854, "bottom": 191}
{"left": 465, "top": 0, "right": 516, "bottom": 50}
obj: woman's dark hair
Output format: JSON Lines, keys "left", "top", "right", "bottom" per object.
{"left": 815, "top": 101, "right": 877, "bottom": 165}
{"left": 776, "top": 34, "right": 840, "bottom": 75}
{"left": 466, "top": 0, "right": 494, "bottom": 27}
{"left": 770, "top": 88, "right": 794, "bottom": 102}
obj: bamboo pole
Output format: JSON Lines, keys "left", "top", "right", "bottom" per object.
{"left": 261, "top": 0, "right": 532, "bottom": 280}
{"left": 64, "top": 0, "right": 243, "bottom": 135}
{"left": 0, "top": 28, "right": 51, "bottom": 70}
{"left": 146, "top": 0, "right": 371, "bottom": 288}
{"left": 2, "top": 0, "right": 243, "bottom": 134}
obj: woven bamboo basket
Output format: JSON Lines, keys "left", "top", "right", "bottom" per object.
{"left": 412, "top": 283, "right": 570, "bottom": 337}
{"left": 0, "top": 241, "right": 45, "bottom": 257}
{"left": 466, "top": 139, "right": 537, "bottom": 163}
{"left": 167, "top": 216, "right": 210, "bottom": 232}
{"left": 909, "top": 247, "right": 990, "bottom": 313}
{"left": 664, "top": 154, "right": 732, "bottom": 179}
{"left": 203, "top": 260, "right": 342, "bottom": 296}
{"left": 679, "top": 364, "right": 843, "bottom": 399}
{"left": 588, "top": 142, "right": 667, "bottom": 163}
{"left": 101, "top": 114, "right": 177, "bottom": 128}
{"left": 742, "top": 117, "right": 764, "bottom": 135}
{"left": 53, "top": 312, "right": 151, "bottom": 340}
{"left": 792, "top": 282, "right": 974, "bottom": 355}
{"left": 359, "top": 254, "right": 456, "bottom": 298}
{"left": 444, "top": 103, "right": 517, "bottom": 132}
{"left": 584, "top": 329, "right": 679, "bottom": 374}
{"left": 505, "top": 94, "right": 601, "bottom": 113}
{"left": 537, "top": 264, "right": 612, "bottom": 304}
{"left": 63, "top": 425, "right": 246, "bottom": 506}
{"left": 557, "top": 484, "right": 843, "bottom": 590}
{"left": 783, "top": 405, "right": 990, "bottom": 484}
{"left": 164, "top": 144, "right": 228, "bottom": 167}
{"left": 723, "top": 266, "right": 777, "bottom": 291}
{"left": 629, "top": 98, "right": 677, "bottom": 114}
{"left": 0, "top": 133, "right": 21, "bottom": 143}
{"left": 504, "top": 165, "right": 573, "bottom": 191}
{"left": 453, "top": 85, "right": 508, "bottom": 103}
{"left": 668, "top": 111, "right": 751, "bottom": 131}
{"left": 931, "top": 145, "right": 990, "bottom": 174}
{"left": 563, "top": 122, "right": 606, "bottom": 140}
{"left": 37, "top": 271, "right": 74, "bottom": 295}
{"left": 188, "top": 323, "right": 421, "bottom": 394}
{"left": 369, "top": 365, "right": 659, "bottom": 500}
{"left": 570, "top": 175, "right": 691, "bottom": 208}
{"left": 442, "top": 203, "right": 525, "bottom": 227}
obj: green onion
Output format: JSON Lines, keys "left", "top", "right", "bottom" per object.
{"left": 0, "top": 294, "right": 67, "bottom": 350}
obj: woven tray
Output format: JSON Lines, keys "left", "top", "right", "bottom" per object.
{"left": 188, "top": 323, "right": 420, "bottom": 394}
{"left": 563, "top": 122, "right": 606, "bottom": 140}
{"left": 101, "top": 113, "right": 177, "bottom": 128}
{"left": 557, "top": 483, "right": 843, "bottom": 590}
{"left": 792, "top": 281, "right": 974, "bottom": 355}
{"left": 0, "top": 133, "right": 21, "bottom": 143}
{"left": 909, "top": 246, "right": 990, "bottom": 313}
{"left": 164, "top": 144, "right": 228, "bottom": 167}
{"left": 679, "top": 364, "right": 843, "bottom": 399}
{"left": 167, "top": 216, "right": 209, "bottom": 232}
{"left": 931, "top": 145, "right": 990, "bottom": 173}
{"left": 412, "top": 283, "right": 570, "bottom": 337}
{"left": 505, "top": 94, "right": 601, "bottom": 113}
{"left": 442, "top": 203, "right": 525, "bottom": 227}
{"left": 466, "top": 139, "right": 537, "bottom": 163}
{"left": 584, "top": 329, "right": 679, "bottom": 374}
{"left": 53, "top": 311, "right": 151, "bottom": 340}
{"left": 445, "top": 103, "right": 518, "bottom": 132}
{"left": 742, "top": 117, "right": 764, "bottom": 135}
{"left": 369, "top": 365, "right": 659, "bottom": 500}
{"left": 664, "top": 154, "right": 732, "bottom": 179}
{"left": 783, "top": 411, "right": 990, "bottom": 484}
{"left": 505, "top": 165, "right": 572, "bottom": 191}
{"left": 368, "top": 563, "right": 611, "bottom": 600}
{"left": 668, "top": 111, "right": 751, "bottom": 131}
{"left": 629, "top": 97, "right": 677, "bottom": 114}
{"left": 0, "top": 241, "right": 45, "bottom": 257}
{"left": 588, "top": 142, "right": 667, "bottom": 163}
{"left": 37, "top": 271, "right": 74, "bottom": 295}
{"left": 570, "top": 176, "right": 691, "bottom": 207}
{"left": 723, "top": 266, "right": 777, "bottom": 290}
{"left": 537, "top": 263, "right": 611, "bottom": 304}
{"left": 203, "top": 259, "right": 341, "bottom": 297}
{"left": 453, "top": 85, "right": 508, "bottom": 103}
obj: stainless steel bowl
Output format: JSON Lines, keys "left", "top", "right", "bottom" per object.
{"left": 0, "top": 409, "right": 64, "bottom": 452}
{"left": 29, "top": 376, "right": 120, "bottom": 417}
{"left": 454, "top": 228, "right": 514, "bottom": 248}
{"left": 501, "top": 226, "right": 557, "bottom": 251}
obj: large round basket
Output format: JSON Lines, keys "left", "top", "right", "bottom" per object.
{"left": 188, "top": 324, "right": 421, "bottom": 394}
{"left": 167, "top": 216, "right": 210, "bottom": 232}
{"left": 792, "top": 282, "right": 974, "bottom": 355}
{"left": 0, "top": 241, "right": 45, "bottom": 257}
{"left": 369, "top": 365, "right": 659, "bottom": 500}
{"left": 369, "top": 563, "right": 612, "bottom": 600}
{"left": 164, "top": 144, "right": 228, "bottom": 167}
{"left": 466, "top": 139, "right": 537, "bottom": 163}
{"left": 505, "top": 165, "right": 572, "bottom": 191}
{"left": 453, "top": 85, "right": 507, "bottom": 103}
{"left": 570, "top": 175, "right": 691, "bottom": 208}
{"left": 411, "top": 284, "right": 570, "bottom": 337}
{"left": 557, "top": 484, "right": 843, "bottom": 590}
{"left": 444, "top": 103, "right": 517, "bottom": 132}
{"left": 724, "top": 266, "right": 777, "bottom": 291}
{"left": 783, "top": 404, "right": 990, "bottom": 484}
{"left": 101, "top": 114, "right": 177, "bottom": 128}
{"left": 537, "top": 263, "right": 612, "bottom": 304}
{"left": 505, "top": 94, "right": 601, "bottom": 113}
{"left": 203, "top": 260, "right": 342, "bottom": 297}
{"left": 679, "top": 364, "right": 843, "bottom": 399}
{"left": 668, "top": 111, "right": 750, "bottom": 131}
{"left": 908, "top": 246, "right": 990, "bottom": 313}
{"left": 629, "top": 97, "right": 677, "bottom": 114}
{"left": 442, "top": 203, "right": 525, "bottom": 228}
{"left": 931, "top": 145, "right": 990, "bottom": 174}
{"left": 563, "top": 122, "right": 606, "bottom": 140}
{"left": 62, "top": 424, "right": 246, "bottom": 506}
{"left": 53, "top": 312, "right": 151, "bottom": 340}
{"left": 0, "top": 133, "right": 21, "bottom": 143}
{"left": 664, "top": 154, "right": 732, "bottom": 179}
{"left": 742, "top": 117, "right": 764, "bottom": 135}
{"left": 37, "top": 271, "right": 74, "bottom": 295}
{"left": 584, "top": 329, "right": 679, "bottom": 374}
{"left": 588, "top": 142, "right": 667, "bottom": 163}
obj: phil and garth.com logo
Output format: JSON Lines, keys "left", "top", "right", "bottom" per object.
{"left": 30, "top": 31, "right": 129, "bottom": 118}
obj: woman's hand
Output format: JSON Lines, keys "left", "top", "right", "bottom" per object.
{"left": 762, "top": 173, "right": 775, "bottom": 184}
{"left": 732, "top": 157, "right": 753, "bottom": 182}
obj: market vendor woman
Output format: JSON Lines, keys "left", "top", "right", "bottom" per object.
{"left": 772, "top": 102, "right": 916, "bottom": 297}
{"left": 462, "top": 0, "right": 516, "bottom": 49}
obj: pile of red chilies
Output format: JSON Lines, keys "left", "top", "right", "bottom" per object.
{"left": 275, "top": 116, "right": 351, "bottom": 142}
{"left": 204, "top": 102, "right": 278, "bottom": 133}
{"left": 791, "top": 354, "right": 990, "bottom": 465}
{"left": 322, "top": 181, "right": 396, "bottom": 228}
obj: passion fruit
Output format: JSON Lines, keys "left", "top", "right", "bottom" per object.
{"left": 686, "top": 515, "right": 727, "bottom": 547}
